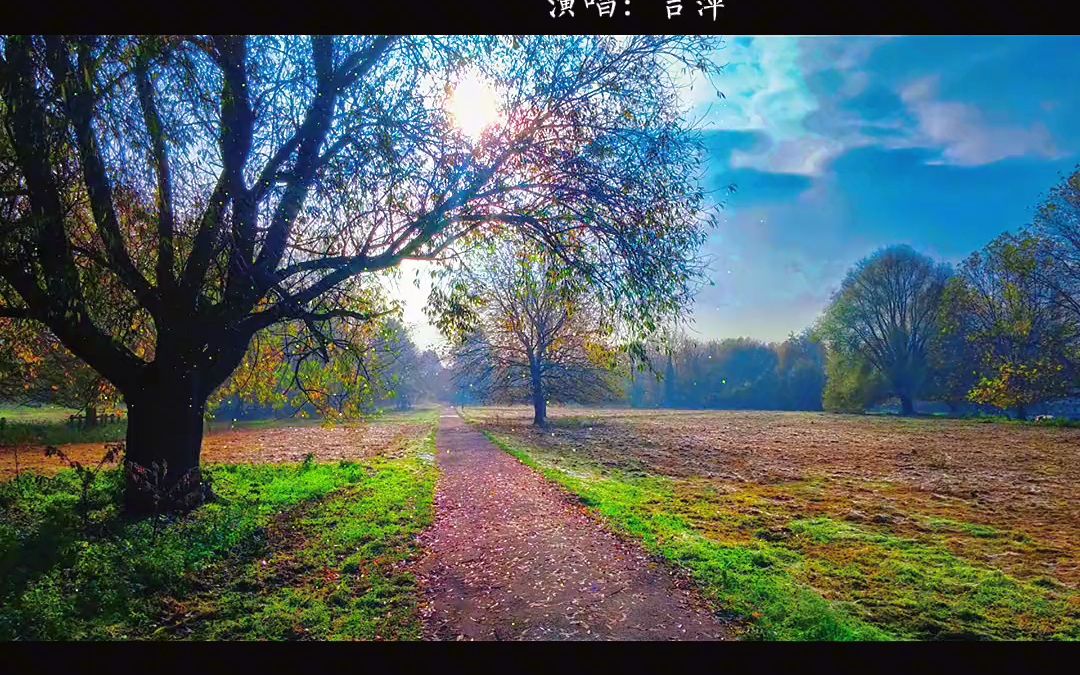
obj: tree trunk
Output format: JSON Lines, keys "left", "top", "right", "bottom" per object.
{"left": 530, "top": 360, "right": 547, "bottom": 426}
{"left": 899, "top": 393, "right": 914, "bottom": 416}
{"left": 1015, "top": 405, "right": 1027, "bottom": 421}
{"left": 122, "top": 369, "right": 210, "bottom": 515}
{"left": 85, "top": 404, "right": 98, "bottom": 428}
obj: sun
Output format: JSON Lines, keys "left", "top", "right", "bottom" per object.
{"left": 447, "top": 70, "right": 501, "bottom": 141}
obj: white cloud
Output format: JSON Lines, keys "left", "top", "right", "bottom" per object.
{"left": 689, "top": 37, "right": 817, "bottom": 137}
{"left": 729, "top": 135, "right": 847, "bottom": 176}
{"left": 691, "top": 37, "right": 889, "bottom": 177}
{"left": 898, "top": 75, "right": 1060, "bottom": 166}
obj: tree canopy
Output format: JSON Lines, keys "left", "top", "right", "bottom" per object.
{"left": 942, "top": 232, "right": 1077, "bottom": 418}
{"left": 817, "top": 245, "right": 951, "bottom": 414}
{"left": 0, "top": 35, "right": 721, "bottom": 511}
{"left": 444, "top": 238, "right": 619, "bottom": 425}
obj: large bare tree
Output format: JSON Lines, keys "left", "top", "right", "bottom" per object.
{"left": 0, "top": 35, "right": 720, "bottom": 510}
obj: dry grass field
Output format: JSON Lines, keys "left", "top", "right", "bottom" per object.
{"left": 469, "top": 406, "right": 1080, "bottom": 640}
{"left": 0, "top": 413, "right": 433, "bottom": 479}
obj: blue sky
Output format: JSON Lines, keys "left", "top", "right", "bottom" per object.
{"left": 397, "top": 36, "right": 1080, "bottom": 350}
{"left": 686, "top": 35, "right": 1080, "bottom": 343}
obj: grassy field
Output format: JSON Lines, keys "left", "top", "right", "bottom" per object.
{"left": 0, "top": 412, "right": 438, "bottom": 640}
{"left": 0, "top": 403, "right": 127, "bottom": 448}
{"left": 466, "top": 406, "right": 1080, "bottom": 641}
{"left": 0, "top": 403, "right": 127, "bottom": 447}
{"left": 5, "top": 402, "right": 1077, "bottom": 641}
{"left": 0, "top": 403, "right": 81, "bottom": 424}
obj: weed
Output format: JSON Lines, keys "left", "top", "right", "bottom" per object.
{"left": 43, "top": 443, "right": 124, "bottom": 530}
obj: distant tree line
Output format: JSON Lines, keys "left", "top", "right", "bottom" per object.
{"left": 619, "top": 168, "right": 1080, "bottom": 418}
{"left": 623, "top": 331, "right": 825, "bottom": 411}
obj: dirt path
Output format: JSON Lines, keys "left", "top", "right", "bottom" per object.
{"left": 414, "top": 409, "right": 733, "bottom": 641}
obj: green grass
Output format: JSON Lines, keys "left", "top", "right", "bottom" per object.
{"left": 0, "top": 421, "right": 128, "bottom": 447}
{"left": 175, "top": 430, "right": 438, "bottom": 640}
{"left": 485, "top": 431, "right": 1079, "bottom": 641}
{"left": 784, "top": 517, "right": 1075, "bottom": 640}
{"left": 0, "top": 402, "right": 126, "bottom": 447}
{"left": 0, "top": 404, "right": 80, "bottom": 424}
{"left": 0, "top": 403, "right": 130, "bottom": 447}
{"left": 0, "top": 428, "right": 438, "bottom": 640}
{"left": 965, "top": 414, "right": 1080, "bottom": 428}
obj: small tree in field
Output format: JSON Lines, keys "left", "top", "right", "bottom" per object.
{"left": 0, "top": 35, "right": 720, "bottom": 511}
{"left": 818, "top": 245, "right": 951, "bottom": 414}
{"left": 443, "top": 239, "right": 619, "bottom": 425}
{"left": 942, "top": 232, "right": 1076, "bottom": 419}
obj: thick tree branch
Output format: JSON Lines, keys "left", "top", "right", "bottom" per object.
{"left": 134, "top": 45, "right": 178, "bottom": 293}
{"left": 48, "top": 36, "right": 161, "bottom": 318}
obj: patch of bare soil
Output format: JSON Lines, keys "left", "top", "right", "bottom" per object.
{"left": 0, "top": 421, "right": 428, "bottom": 479}
{"left": 414, "top": 410, "right": 735, "bottom": 641}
